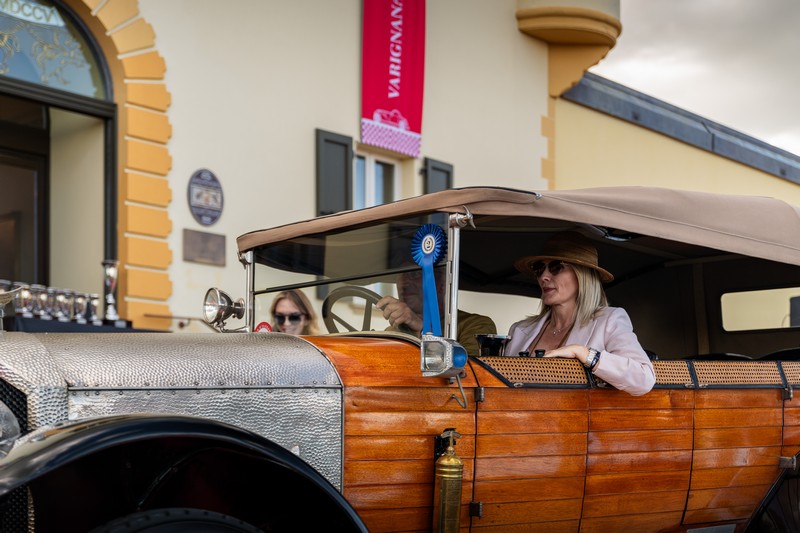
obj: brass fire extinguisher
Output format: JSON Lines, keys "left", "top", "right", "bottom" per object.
{"left": 432, "top": 428, "right": 463, "bottom": 533}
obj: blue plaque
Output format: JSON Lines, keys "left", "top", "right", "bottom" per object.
{"left": 188, "top": 169, "right": 223, "bottom": 226}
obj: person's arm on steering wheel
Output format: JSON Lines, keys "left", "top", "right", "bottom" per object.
{"left": 377, "top": 296, "right": 422, "bottom": 334}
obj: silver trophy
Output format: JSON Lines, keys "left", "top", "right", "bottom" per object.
{"left": 73, "top": 293, "right": 88, "bottom": 324}
{"left": 57, "top": 290, "right": 73, "bottom": 322}
{"left": 30, "top": 284, "right": 49, "bottom": 319}
{"left": 88, "top": 293, "right": 102, "bottom": 326}
{"left": 12, "top": 282, "right": 32, "bottom": 318}
{"left": 102, "top": 260, "right": 120, "bottom": 322}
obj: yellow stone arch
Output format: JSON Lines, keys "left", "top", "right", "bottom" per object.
{"left": 65, "top": 0, "right": 173, "bottom": 330}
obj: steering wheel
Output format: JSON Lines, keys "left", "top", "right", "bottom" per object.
{"left": 321, "top": 286, "right": 383, "bottom": 333}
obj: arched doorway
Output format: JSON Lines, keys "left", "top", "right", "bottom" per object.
{"left": 0, "top": 0, "right": 173, "bottom": 329}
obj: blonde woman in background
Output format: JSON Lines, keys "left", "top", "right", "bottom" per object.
{"left": 270, "top": 289, "right": 320, "bottom": 335}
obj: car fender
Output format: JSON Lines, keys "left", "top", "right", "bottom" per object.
{"left": 0, "top": 414, "right": 367, "bottom": 532}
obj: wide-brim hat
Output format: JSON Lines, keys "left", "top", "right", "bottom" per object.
{"left": 514, "top": 231, "right": 614, "bottom": 283}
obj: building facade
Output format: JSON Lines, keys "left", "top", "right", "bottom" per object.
{"left": 0, "top": 0, "right": 797, "bottom": 331}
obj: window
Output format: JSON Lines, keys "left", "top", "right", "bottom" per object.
{"left": 354, "top": 153, "right": 399, "bottom": 209}
{"left": 0, "top": 0, "right": 107, "bottom": 98}
{"left": 721, "top": 287, "right": 800, "bottom": 331}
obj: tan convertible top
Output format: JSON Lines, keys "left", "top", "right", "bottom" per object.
{"left": 237, "top": 186, "right": 800, "bottom": 266}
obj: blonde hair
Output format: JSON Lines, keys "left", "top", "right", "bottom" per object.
{"left": 538, "top": 263, "right": 607, "bottom": 325}
{"left": 270, "top": 289, "right": 320, "bottom": 335}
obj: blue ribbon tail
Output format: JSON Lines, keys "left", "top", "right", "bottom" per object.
{"left": 421, "top": 257, "right": 441, "bottom": 336}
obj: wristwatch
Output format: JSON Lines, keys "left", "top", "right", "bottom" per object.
{"left": 585, "top": 347, "right": 600, "bottom": 369}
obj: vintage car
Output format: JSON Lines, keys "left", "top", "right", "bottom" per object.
{"left": 0, "top": 186, "right": 800, "bottom": 532}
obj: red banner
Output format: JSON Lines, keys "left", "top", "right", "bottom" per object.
{"left": 361, "top": 0, "right": 425, "bottom": 157}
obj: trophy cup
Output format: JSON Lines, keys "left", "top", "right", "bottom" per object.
{"left": 12, "top": 283, "right": 32, "bottom": 318}
{"left": 30, "top": 284, "right": 49, "bottom": 319}
{"left": 88, "top": 293, "right": 102, "bottom": 326}
{"left": 73, "top": 293, "right": 88, "bottom": 324}
{"left": 57, "top": 290, "right": 73, "bottom": 322}
{"left": 102, "top": 260, "right": 121, "bottom": 325}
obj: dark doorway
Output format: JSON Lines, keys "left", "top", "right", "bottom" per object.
{"left": 0, "top": 94, "right": 48, "bottom": 284}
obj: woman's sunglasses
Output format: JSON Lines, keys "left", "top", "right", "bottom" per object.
{"left": 275, "top": 313, "right": 304, "bottom": 324}
{"left": 531, "top": 260, "right": 568, "bottom": 277}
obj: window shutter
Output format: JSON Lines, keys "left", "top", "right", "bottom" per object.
{"left": 316, "top": 129, "right": 353, "bottom": 216}
{"left": 423, "top": 158, "right": 453, "bottom": 193}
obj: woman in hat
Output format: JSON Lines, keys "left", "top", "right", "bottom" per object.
{"left": 506, "top": 231, "right": 655, "bottom": 396}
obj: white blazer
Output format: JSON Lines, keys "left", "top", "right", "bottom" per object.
{"left": 506, "top": 307, "right": 656, "bottom": 396}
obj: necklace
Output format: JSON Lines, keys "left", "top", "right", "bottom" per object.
{"left": 550, "top": 318, "right": 573, "bottom": 336}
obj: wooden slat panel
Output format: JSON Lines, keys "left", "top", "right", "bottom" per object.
{"left": 315, "top": 337, "right": 478, "bottom": 387}
{"left": 589, "top": 429, "right": 693, "bottom": 454}
{"left": 587, "top": 450, "right": 692, "bottom": 475}
{"left": 585, "top": 470, "right": 690, "bottom": 495}
{"left": 783, "top": 425, "right": 800, "bottom": 447}
{"left": 473, "top": 477, "right": 584, "bottom": 503}
{"left": 684, "top": 505, "right": 756, "bottom": 524}
{"left": 478, "top": 411, "right": 587, "bottom": 434}
{"left": 345, "top": 482, "right": 433, "bottom": 509}
{"left": 346, "top": 411, "right": 476, "bottom": 436}
{"left": 583, "top": 490, "right": 686, "bottom": 517}
{"left": 782, "top": 444, "right": 800, "bottom": 458}
{"left": 471, "top": 520, "right": 579, "bottom": 532}
{"left": 480, "top": 388, "right": 588, "bottom": 411}
{"left": 580, "top": 511, "right": 683, "bottom": 533}
{"left": 470, "top": 498, "right": 582, "bottom": 525}
{"left": 358, "top": 505, "right": 470, "bottom": 533}
{"left": 784, "top": 405, "right": 800, "bottom": 426}
{"left": 589, "top": 408, "right": 692, "bottom": 431}
{"left": 589, "top": 388, "right": 693, "bottom": 409}
{"left": 695, "top": 427, "right": 782, "bottom": 449}
{"left": 345, "top": 434, "right": 475, "bottom": 461}
{"left": 345, "top": 386, "right": 473, "bottom": 411}
{"left": 692, "top": 446, "right": 781, "bottom": 469}
{"left": 689, "top": 466, "right": 781, "bottom": 490}
{"left": 475, "top": 455, "right": 586, "bottom": 481}
{"left": 695, "top": 407, "right": 782, "bottom": 428}
{"left": 476, "top": 433, "right": 586, "bottom": 457}
{"left": 687, "top": 484, "right": 771, "bottom": 509}
{"left": 345, "top": 458, "right": 474, "bottom": 485}
{"left": 695, "top": 389, "right": 782, "bottom": 408}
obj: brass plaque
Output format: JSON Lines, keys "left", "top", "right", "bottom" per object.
{"left": 183, "top": 229, "right": 225, "bottom": 266}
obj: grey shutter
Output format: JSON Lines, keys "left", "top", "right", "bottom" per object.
{"left": 316, "top": 129, "right": 353, "bottom": 216}
{"left": 423, "top": 158, "right": 453, "bottom": 193}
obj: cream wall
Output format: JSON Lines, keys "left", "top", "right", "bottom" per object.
{"left": 135, "top": 0, "right": 550, "bottom": 326}
{"left": 50, "top": 109, "right": 105, "bottom": 298}
{"left": 554, "top": 98, "right": 800, "bottom": 203}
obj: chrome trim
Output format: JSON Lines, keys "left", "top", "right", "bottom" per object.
{"left": 242, "top": 250, "right": 254, "bottom": 332}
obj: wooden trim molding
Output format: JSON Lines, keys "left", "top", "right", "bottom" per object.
{"left": 68, "top": 0, "right": 174, "bottom": 331}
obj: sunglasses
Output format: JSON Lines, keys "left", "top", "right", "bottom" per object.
{"left": 275, "top": 313, "right": 304, "bottom": 325}
{"left": 530, "top": 260, "right": 568, "bottom": 277}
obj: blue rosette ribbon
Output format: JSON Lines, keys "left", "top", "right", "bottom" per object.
{"left": 411, "top": 224, "right": 447, "bottom": 336}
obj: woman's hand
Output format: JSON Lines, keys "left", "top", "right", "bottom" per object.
{"left": 543, "top": 344, "right": 590, "bottom": 365}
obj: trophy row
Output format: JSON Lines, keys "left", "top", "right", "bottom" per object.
{"left": 0, "top": 281, "right": 103, "bottom": 325}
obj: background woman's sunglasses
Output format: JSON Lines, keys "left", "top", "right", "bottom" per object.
{"left": 531, "top": 260, "right": 567, "bottom": 277}
{"left": 275, "top": 313, "right": 304, "bottom": 324}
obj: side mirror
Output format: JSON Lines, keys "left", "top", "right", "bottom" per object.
{"left": 421, "top": 335, "right": 467, "bottom": 378}
{"left": 203, "top": 288, "right": 245, "bottom": 331}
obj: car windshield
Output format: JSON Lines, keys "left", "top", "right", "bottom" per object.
{"left": 242, "top": 187, "right": 800, "bottom": 361}
{"left": 252, "top": 212, "right": 452, "bottom": 335}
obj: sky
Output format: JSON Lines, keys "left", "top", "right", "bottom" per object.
{"left": 590, "top": 0, "right": 800, "bottom": 157}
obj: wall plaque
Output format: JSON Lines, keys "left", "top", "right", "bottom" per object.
{"left": 183, "top": 229, "right": 225, "bottom": 266}
{"left": 188, "top": 168, "right": 223, "bottom": 226}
